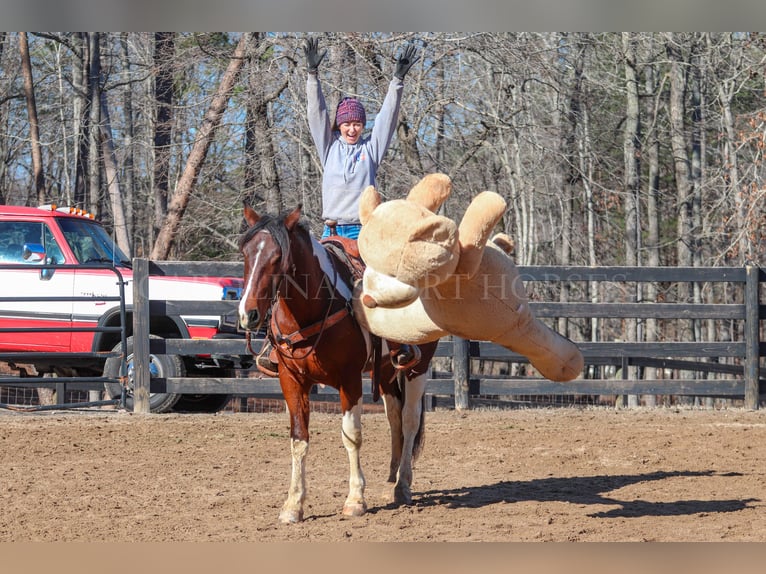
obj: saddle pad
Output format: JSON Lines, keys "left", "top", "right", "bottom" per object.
{"left": 320, "top": 236, "right": 366, "bottom": 283}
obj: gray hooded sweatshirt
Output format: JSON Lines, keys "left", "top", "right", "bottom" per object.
{"left": 307, "top": 73, "right": 403, "bottom": 224}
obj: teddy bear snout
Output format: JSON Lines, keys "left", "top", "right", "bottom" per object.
{"left": 362, "top": 267, "right": 421, "bottom": 309}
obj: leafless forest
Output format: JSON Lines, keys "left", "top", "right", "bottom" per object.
{"left": 2, "top": 32, "right": 766, "bottom": 349}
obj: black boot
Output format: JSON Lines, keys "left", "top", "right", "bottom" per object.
{"left": 391, "top": 344, "right": 420, "bottom": 370}
{"left": 256, "top": 340, "right": 279, "bottom": 376}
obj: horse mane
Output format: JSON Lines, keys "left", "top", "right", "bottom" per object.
{"left": 238, "top": 210, "right": 311, "bottom": 257}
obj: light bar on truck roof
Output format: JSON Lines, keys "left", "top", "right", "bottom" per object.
{"left": 37, "top": 204, "right": 95, "bottom": 219}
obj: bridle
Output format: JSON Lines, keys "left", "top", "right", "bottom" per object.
{"left": 242, "top": 224, "right": 355, "bottom": 365}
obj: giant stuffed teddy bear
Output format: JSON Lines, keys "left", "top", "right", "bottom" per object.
{"left": 351, "top": 173, "right": 584, "bottom": 382}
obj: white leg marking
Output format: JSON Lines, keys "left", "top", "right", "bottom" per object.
{"left": 279, "top": 437, "right": 308, "bottom": 523}
{"left": 394, "top": 372, "right": 428, "bottom": 505}
{"left": 341, "top": 400, "right": 367, "bottom": 516}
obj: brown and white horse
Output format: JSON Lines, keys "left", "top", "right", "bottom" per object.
{"left": 238, "top": 204, "right": 436, "bottom": 523}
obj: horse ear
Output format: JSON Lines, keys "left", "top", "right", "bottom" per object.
{"left": 243, "top": 203, "right": 260, "bottom": 227}
{"left": 359, "top": 186, "right": 381, "bottom": 225}
{"left": 284, "top": 204, "right": 302, "bottom": 230}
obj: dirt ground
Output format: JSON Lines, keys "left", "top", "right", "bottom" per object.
{"left": 1, "top": 405, "right": 766, "bottom": 542}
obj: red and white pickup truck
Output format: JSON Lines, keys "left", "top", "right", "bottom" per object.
{"left": 0, "top": 204, "right": 245, "bottom": 412}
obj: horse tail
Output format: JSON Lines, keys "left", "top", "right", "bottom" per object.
{"left": 411, "top": 393, "right": 426, "bottom": 462}
{"left": 399, "top": 370, "right": 427, "bottom": 462}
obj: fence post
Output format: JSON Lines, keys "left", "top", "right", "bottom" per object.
{"left": 453, "top": 337, "right": 471, "bottom": 411}
{"left": 744, "top": 265, "right": 760, "bottom": 410}
{"left": 132, "top": 257, "right": 151, "bottom": 414}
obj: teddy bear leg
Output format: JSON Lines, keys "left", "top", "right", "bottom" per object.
{"left": 498, "top": 304, "right": 584, "bottom": 382}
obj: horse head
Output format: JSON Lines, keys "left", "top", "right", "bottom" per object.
{"left": 238, "top": 203, "right": 302, "bottom": 333}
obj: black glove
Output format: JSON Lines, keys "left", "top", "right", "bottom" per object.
{"left": 303, "top": 37, "right": 327, "bottom": 74}
{"left": 394, "top": 44, "right": 420, "bottom": 80}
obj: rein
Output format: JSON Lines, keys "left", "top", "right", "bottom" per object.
{"left": 247, "top": 227, "right": 355, "bottom": 365}
{"left": 242, "top": 217, "right": 387, "bottom": 392}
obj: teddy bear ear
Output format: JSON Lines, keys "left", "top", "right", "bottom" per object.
{"left": 359, "top": 186, "right": 382, "bottom": 225}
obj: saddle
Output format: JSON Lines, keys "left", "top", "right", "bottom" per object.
{"left": 320, "top": 235, "right": 365, "bottom": 284}
{"left": 320, "top": 233, "right": 420, "bottom": 399}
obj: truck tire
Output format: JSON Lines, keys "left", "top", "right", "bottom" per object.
{"left": 103, "top": 335, "right": 183, "bottom": 413}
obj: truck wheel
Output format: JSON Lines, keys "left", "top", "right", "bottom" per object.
{"left": 103, "top": 335, "right": 183, "bottom": 413}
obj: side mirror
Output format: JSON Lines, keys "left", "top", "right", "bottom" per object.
{"left": 22, "top": 243, "right": 45, "bottom": 263}
{"left": 23, "top": 243, "right": 56, "bottom": 280}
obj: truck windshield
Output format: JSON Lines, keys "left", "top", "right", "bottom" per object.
{"left": 58, "top": 218, "right": 131, "bottom": 266}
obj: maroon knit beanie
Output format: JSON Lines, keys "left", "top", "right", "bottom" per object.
{"left": 335, "top": 97, "right": 366, "bottom": 127}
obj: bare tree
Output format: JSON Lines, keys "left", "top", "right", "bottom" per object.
{"left": 621, "top": 33, "right": 642, "bottom": 405}
{"left": 666, "top": 33, "right": 695, "bottom": 285}
{"left": 99, "top": 91, "right": 131, "bottom": 256}
{"left": 19, "top": 32, "right": 46, "bottom": 205}
{"left": 641, "top": 33, "right": 663, "bottom": 406}
{"left": 87, "top": 32, "right": 101, "bottom": 216}
{"left": 4, "top": 31, "right": 766, "bottom": 275}
{"left": 119, "top": 33, "right": 136, "bottom": 242}
{"left": 243, "top": 33, "right": 287, "bottom": 213}
{"left": 152, "top": 32, "right": 175, "bottom": 240}
{"left": 0, "top": 33, "right": 6, "bottom": 204}
{"left": 70, "top": 33, "right": 91, "bottom": 208}
{"left": 151, "top": 33, "right": 249, "bottom": 260}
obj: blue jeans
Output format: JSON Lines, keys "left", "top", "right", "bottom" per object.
{"left": 322, "top": 223, "right": 362, "bottom": 240}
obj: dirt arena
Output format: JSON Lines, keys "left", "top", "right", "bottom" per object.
{"left": 1, "top": 406, "right": 766, "bottom": 542}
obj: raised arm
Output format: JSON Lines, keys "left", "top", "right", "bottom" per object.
{"left": 304, "top": 38, "right": 333, "bottom": 162}
{"left": 368, "top": 43, "right": 420, "bottom": 160}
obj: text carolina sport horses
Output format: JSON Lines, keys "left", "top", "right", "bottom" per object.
{"left": 238, "top": 204, "right": 437, "bottom": 523}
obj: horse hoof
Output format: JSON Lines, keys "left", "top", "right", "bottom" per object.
{"left": 342, "top": 502, "right": 367, "bottom": 517}
{"left": 279, "top": 509, "right": 303, "bottom": 524}
{"left": 393, "top": 485, "right": 413, "bottom": 506}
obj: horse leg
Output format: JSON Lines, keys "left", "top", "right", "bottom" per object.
{"left": 381, "top": 341, "right": 405, "bottom": 486}
{"left": 390, "top": 372, "right": 427, "bottom": 505}
{"left": 382, "top": 391, "right": 404, "bottom": 485}
{"left": 339, "top": 387, "right": 366, "bottom": 517}
{"left": 279, "top": 389, "right": 311, "bottom": 524}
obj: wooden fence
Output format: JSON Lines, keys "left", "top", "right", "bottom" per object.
{"left": 132, "top": 260, "right": 766, "bottom": 413}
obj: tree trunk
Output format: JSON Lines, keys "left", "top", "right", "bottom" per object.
{"left": 119, "top": 33, "right": 135, "bottom": 245}
{"left": 667, "top": 35, "right": 694, "bottom": 273}
{"left": 71, "top": 33, "right": 90, "bottom": 208}
{"left": 151, "top": 34, "right": 249, "bottom": 260}
{"left": 87, "top": 32, "right": 101, "bottom": 216}
{"left": 99, "top": 91, "right": 132, "bottom": 257}
{"left": 152, "top": 32, "right": 175, "bottom": 240}
{"left": 0, "top": 33, "right": 6, "bottom": 203}
{"left": 244, "top": 32, "right": 285, "bottom": 213}
{"left": 643, "top": 35, "right": 662, "bottom": 407}
{"left": 667, "top": 33, "right": 695, "bottom": 404}
{"left": 19, "top": 32, "right": 46, "bottom": 206}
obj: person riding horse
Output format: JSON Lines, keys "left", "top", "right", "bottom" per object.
{"left": 256, "top": 36, "right": 420, "bottom": 374}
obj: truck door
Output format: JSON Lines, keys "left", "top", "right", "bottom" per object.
{"left": 0, "top": 221, "right": 74, "bottom": 351}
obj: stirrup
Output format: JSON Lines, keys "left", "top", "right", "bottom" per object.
{"left": 391, "top": 344, "right": 420, "bottom": 371}
{"left": 256, "top": 342, "right": 279, "bottom": 376}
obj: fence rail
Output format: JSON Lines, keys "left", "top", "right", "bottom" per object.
{"left": 3, "top": 260, "right": 763, "bottom": 412}
{"left": 129, "top": 261, "right": 766, "bottom": 412}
